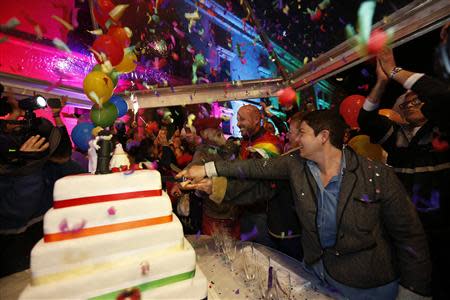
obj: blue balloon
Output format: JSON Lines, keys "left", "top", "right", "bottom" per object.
{"left": 109, "top": 95, "right": 128, "bottom": 118}
{"left": 71, "top": 122, "right": 94, "bottom": 152}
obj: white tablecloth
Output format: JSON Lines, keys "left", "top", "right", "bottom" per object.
{"left": 0, "top": 236, "right": 337, "bottom": 300}
{"left": 186, "top": 235, "right": 337, "bottom": 300}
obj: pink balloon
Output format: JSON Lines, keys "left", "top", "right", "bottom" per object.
{"left": 339, "top": 95, "right": 365, "bottom": 128}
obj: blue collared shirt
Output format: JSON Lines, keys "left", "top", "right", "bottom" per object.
{"left": 306, "top": 154, "right": 345, "bottom": 248}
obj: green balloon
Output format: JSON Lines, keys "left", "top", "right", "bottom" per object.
{"left": 90, "top": 101, "right": 118, "bottom": 128}
{"left": 92, "top": 64, "right": 119, "bottom": 87}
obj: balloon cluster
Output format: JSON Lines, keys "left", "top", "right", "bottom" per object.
{"left": 72, "top": 0, "right": 136, "bottom": 151}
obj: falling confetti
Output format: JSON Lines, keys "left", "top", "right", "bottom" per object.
{"left": 87, "top": 29, "right": 104, "bottom": 35}
{"left": 185, "top": 9, "right": 200, "bottom": 33}
{"left": 52, "top": 38, "right": 71, "bottom": 53}
{"left": 109, "top": 4, "right": 130, "bottom": 21}
{"left": 240, "top": 225, "right": 258, "bottom": 241}
{"left": 52, "top": 15, "right": 74, "bottom": 31}
{"left": 0, "top": 17, "right": 20, "bottom": 30}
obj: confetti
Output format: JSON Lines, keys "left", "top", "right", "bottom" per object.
{"left": 240, "top": 225, "right": 258, "bottom": 241}
{"left": 87, "top": 29, "right": 104, "bottom": 35}
{"left": 52, "top": 15, "right": 74, "bottom": 31}
{"left": 361, "top": 68, "right": 370, "bottom": 77}
{"left": 52, "top": 38, "right": 71, "bottom": 53}
{"left": 185, "top": 9, "right": 200, "bottom": 33}
{"left": 109, "top": 4, "right": 129, "bottom": 21}
{"left": 0, "top": 17, "right": 20, "bottom": 30}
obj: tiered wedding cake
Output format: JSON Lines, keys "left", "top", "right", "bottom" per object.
{"left": 20, "top": 170, "right": 207, "bottom": 299}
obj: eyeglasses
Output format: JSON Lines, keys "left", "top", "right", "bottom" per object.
{"left": 399, "top": 98, "right": 422, "bottom": 110}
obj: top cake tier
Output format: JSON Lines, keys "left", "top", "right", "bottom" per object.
{"left": 53, "top": 170, "right": 162, "bottom": 208}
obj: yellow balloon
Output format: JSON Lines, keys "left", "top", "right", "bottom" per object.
{"left": 348, "top": 135, "right": 385, "bottom": 163}
{"left": 115, "top": 51, "right": 137, "bottom": 73}
{"left": 83, "top": 71, "right": 114, "bottom": 105}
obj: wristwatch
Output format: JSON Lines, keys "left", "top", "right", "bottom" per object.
{"left": 389, "top": 67, "right": 403, "bottom": 79}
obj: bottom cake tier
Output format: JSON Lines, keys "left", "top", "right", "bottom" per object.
{"left": 20, "top": 238, "right": 207, "bottom": 299}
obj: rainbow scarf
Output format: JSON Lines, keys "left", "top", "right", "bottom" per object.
{"left": 251, "top": 142, "right": 281, "bottom": 158}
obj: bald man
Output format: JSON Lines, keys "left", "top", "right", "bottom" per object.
{"left": 237, "top": 105, "right": 282, "bottom": 159}
{"left": 234, "top": 105, "right": 282, "bottom": 245}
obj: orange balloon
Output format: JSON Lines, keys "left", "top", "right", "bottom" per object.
{"left": 115, "top": 51, "right": 137, "bottom": 73}
{"left": 378, "top": 109, "right": 406, "bottom": 125}
{"left": 83, "top": 71, "right": 114, "bottom": 105}
{"left": 348, "top": 135, "right": 385, "bottom": 163}
{"left": 107, "top": 26, "right": 131, "bottom": 48}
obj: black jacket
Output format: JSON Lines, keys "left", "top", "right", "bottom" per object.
{"left": 358, "top": 75, "right": 450, "bottom": 231}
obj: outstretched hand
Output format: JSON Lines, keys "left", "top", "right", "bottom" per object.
{"left": 180, "top": 178, "right": 213, "bottom": 195}
{"left": 175, "top": 165, "right": 207, "bottom": 182}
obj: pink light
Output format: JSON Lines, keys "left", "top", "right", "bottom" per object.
{"left": 0, "top": 36, "right": 94, "bottom": 89}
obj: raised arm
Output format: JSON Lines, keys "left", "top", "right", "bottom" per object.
{"left": 358, "top": 57, "right": 397, "bottom": 148}
{"left": 378, "top": 47, "right": 450, "bottom": 130}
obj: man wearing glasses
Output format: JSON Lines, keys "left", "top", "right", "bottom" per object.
{"left": 358, "top": 47, "right": 450, "bottom": 299}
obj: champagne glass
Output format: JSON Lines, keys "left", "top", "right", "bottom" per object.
{"left": 223, "top": 237, "right": 237, "bottom": 271}
{"left": 243, "top": 247, "right": 257, "bottom": 283}
{"left": 275, "top": 268, "right": 292, "bottom": 300}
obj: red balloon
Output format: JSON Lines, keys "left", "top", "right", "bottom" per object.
{"left": 310, "top": 9, "right": 323, "bottom": 22}
{"left": 92, "top": 35, "right": 124, "bottom": 66}
{"left": 339, "top": 95, "right": 365, "bottom": 128}
{"left": 93, "top": 0, "right": 115, "bottom": 28}
{"left": 107, "top": 26, "right": 130, "bottom": 48}
{"left": 277, "top": 87, "right": 297, "bottom": 107}
{"left": 367, "top": 29, "right": 388, "bottom": 55}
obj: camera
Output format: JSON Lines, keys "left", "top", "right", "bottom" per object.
{"left": 0, "top": 84, "right": 53, "bottom": 169}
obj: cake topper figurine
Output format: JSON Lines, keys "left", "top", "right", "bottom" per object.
{"left": 88, "top": 139, "right": 100, "bottom": 174}
{"left": 110, "top": 143, "right": 131, "bottom": 172}
{"left": 95, "top": 129, "right": 113, "bottom": 174}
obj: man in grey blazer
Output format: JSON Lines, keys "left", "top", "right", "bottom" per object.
{"left": 177, "top": 110, "right": 431, "bottom": 299}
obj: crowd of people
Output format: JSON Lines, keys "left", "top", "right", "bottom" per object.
{"left": 1, "top": 37, "right": 449, "bottom": 300}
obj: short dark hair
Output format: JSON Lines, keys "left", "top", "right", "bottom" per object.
{"left": 302, "top": 110, "right": 348, "bottom": 149}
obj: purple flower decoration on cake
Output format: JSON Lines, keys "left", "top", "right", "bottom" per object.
{"left": 108, "top": 207, "right": 117, "bottom": 216}
{"left": 70, "top": 219, "right": 86, "bottom": 233}
{"left": 59, "top": 218, "right": 69, "bottom": 232}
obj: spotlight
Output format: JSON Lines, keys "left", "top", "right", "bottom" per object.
{"left": 19, "top": 95, "right": 47, "bottom": 111}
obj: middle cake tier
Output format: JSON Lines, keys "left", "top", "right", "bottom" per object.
{"left": 31, "top": 214, "right": 184, "bottom": 283}
{"left": 43, "top": 194, "right": 173, "bottom": 242}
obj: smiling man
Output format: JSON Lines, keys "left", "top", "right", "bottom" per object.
{"left": 177, "top": 110, "right": 431, "bottom": 299}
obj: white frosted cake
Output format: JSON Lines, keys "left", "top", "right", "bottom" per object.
{"left": 20, "top": 170, "right": 207, "bottom": 299}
